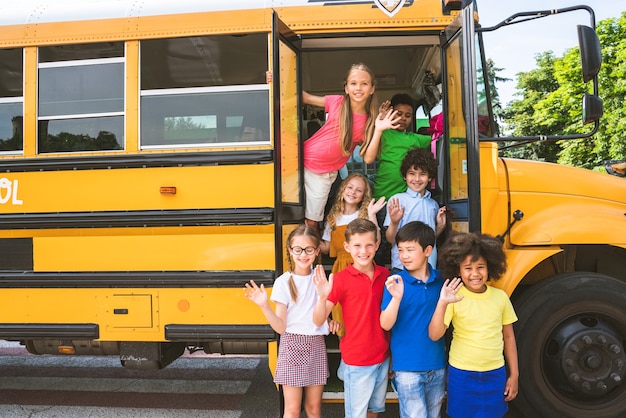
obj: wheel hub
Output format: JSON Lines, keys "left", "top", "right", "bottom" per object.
{"left": 544, "top": 316, "right": 625, "bottom": 400}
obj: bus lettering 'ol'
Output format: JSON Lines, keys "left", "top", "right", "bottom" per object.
{"left": 0, "top": 178, "right": 23, "bottom": 205}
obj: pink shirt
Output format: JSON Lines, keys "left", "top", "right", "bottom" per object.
{"left": 304, "top": 95, "right": 368, "bottom": 174}
{"left": 328, "top": 263, "right": 390, "bottom": 366}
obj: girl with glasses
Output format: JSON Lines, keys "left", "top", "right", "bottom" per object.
{"left": 245, "top": 225, "right": 341, "bottom": 418}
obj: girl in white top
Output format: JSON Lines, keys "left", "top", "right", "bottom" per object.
{"left": 245, "top": 224, "right": 340, "bottom": 418}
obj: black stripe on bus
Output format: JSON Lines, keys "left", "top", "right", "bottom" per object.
{"left": 0, "top": 150, "right": 274, "bottom": 172}
{"left": 164, "top": 324, "right": 276, "bottom": 342}
{"left": 0, "top": 323, "right": 99, "bottom": 339}
{"left": 0, "top": 207, "right": 274, "bottom": 229}
{"left": 0, "top": 270, "right": 275, "bottom": 288}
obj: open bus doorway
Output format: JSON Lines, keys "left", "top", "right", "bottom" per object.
{"left": 300, "top": 33, "right": 445, "bottom": 225}
{"left": 299, "top": 33, "right": 445, "bottom": 401}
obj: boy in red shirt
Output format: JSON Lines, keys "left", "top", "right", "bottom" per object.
{"left": 313, "top": 218, "right": 390, "bottom": 418}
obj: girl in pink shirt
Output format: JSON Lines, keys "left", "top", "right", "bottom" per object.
{"left": 303, "top": 63, "right": 379, "bottom": 229}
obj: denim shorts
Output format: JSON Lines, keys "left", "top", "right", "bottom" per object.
{"left": 341, "top": 357, "right": 390, "bottom": 418}
{"left": 391, "top": 369, "right": 445, "bottom": 418}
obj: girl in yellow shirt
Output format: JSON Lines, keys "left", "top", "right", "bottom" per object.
{"left": 428, "top": 232, "right": 519, "bottom": 418}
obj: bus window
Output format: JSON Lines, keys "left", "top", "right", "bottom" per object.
{"left": 37, "top": 42, "right": 125, "bottom": 153}
{"left": 444, "top": 35, "right": 468, "bottom": 201}
{"left": 0, "top": 48, "right": 24, "bottom": 153}
{"left": 139, "top": 34, "right": 270, "bottom": 148}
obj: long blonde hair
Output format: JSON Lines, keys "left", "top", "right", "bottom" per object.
{"left": 340, "top": 63, "right": 378, "bottom": 156}
{"left": 325, "top": 173, "right": 373, "bottom": 231}
{"left": 285, "top": 224, "right": 321, "bottom": 303}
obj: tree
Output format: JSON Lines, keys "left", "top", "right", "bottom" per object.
{"left": 500, "top": 52, "right": 562, "bottom": 162}
{"left": 499, "top": 13, "right": 626, "bottom": 170}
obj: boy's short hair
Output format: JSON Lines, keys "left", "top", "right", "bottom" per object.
{"left": 345, "top": 218, "right": 378, "bottom": 242}
{"left": 390, "top": 93, "right": 415, "bottom": 110}
{"left": 400, "top": 148, "right": 438, "bottom": 179}
{"left": 395, "top": 221, "right": 435, "bottom": 250}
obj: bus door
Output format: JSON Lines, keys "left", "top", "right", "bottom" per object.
{"left": 269, "top": 10, "right": 303, "bottom": 374}
{"left": 440, "top": 3, "right": 480, "bottom": 233}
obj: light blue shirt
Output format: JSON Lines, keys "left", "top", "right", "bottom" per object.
{"left": 384, "top": 188, "right": 439, "bottom": 269}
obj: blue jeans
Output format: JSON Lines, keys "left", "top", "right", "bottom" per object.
{"left": 392, "top": 369, "right": 445, "bottom": 418}
{"left": 342, "top": 357, "right": 390, "bottom": 418}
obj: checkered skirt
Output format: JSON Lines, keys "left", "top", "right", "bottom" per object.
{"left": 274, "top": 332, "right": 329, "bottom": 387}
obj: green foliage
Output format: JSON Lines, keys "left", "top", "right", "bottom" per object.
{"left": 499, "top": 13, "right": 626, "bottom": 171}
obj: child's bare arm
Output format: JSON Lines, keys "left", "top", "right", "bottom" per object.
{"left": 503, "top": 323, "right": 519, "bottom": 401}
{"left": 303, "top": 91, "right": 325, "bottom": 108}
{"left": 380, "top": 275, "right": 403, "bottom": 330}
{"left": 428, "top": 278, "right": 463, "bottom": 340}
{"left": 385, "top": 197, "right": 404, "bottom": 243}
{"left": 312, "top": 265, "right": 335, "bottom": 326}
{"left": 435, "top": 206, "right": 447, "bottom": 236}
{"left": 244, "top": 280, "right": 287, "bottom": 334}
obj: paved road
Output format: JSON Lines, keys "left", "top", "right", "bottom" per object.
{"left": 0, "top": 341, "right": 528, "bottom": 417}
{"left": 0, "top": 341, "right": 401, "bottom": 417}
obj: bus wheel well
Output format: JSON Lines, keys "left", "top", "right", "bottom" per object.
{"left": 515, "top": 244, "right": 626, "bottom": 296}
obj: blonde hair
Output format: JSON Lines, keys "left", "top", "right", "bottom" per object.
{"left": 340, "top": 63, "right": 378, "bottom": 156}
{"left": 325, "top": 173, "right": 372, "bottom": 231}
{"left": 285, "top": 224, "right": 321, "bottom": 302}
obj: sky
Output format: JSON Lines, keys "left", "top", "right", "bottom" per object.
{"left": 476, "top": 0, "right": 626, "bottom": 105}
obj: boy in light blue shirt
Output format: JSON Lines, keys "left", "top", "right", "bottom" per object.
{"left": 384, "top": 148, "right": 446, "bottom": 272}
{"left": 380, "top": 220, "right": 446, "bottom": 418}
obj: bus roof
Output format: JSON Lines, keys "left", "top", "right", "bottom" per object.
{"left": 1, "top": 0, "right": 391, "bottom": 25}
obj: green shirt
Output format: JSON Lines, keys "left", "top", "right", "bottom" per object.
{"left": 373, "top": 129, "right": 431, "bottom": 199}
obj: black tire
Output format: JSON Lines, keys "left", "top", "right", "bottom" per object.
{"left": 511, "top": 273, "right": 626, "bottom": 418}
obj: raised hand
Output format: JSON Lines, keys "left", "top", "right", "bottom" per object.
{"left": 368, "top": 196, "right": 387, "bottom": 217}
{"left": 312, "top": 264, "right": 333, "bottom": 299}
{"left": 374, "top": 108, "right": 401, "bottom": 131}
{"left": 387, "top": 197, "right": 405, "bottom": 224}
{"left": 385, "top": 275, "right": 404, "bottom": 299}
{"left": 378, "top": 100, "right": 391, "bottom": 119}
{"left": 244, "top": 279, "right": 268, "bottom": 307}
{"left": 439, "top": 277, "right": 464, "bottom": 304}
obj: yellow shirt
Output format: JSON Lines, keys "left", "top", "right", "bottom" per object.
{"left": 444, "top": 285, "right": 517, "bottom": 371}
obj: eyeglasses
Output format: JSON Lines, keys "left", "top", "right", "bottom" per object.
{"left": 290, "top": 246, "right": 317, "bottom": 255}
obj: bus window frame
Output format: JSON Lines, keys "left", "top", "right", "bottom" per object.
{"left": 37, "top": 53, "right": 126, "bottom": 154}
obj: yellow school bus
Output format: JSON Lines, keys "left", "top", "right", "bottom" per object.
{"left": 0, "top": 1, "right": 623, "bottom": 416}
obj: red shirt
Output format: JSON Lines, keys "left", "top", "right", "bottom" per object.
{"left": 304, "top": 95, "right": 367, "bottom": 174}
{"left": 328, "top": 263, "right": 390, "bottom": 366}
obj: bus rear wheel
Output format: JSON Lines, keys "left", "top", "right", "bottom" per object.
{"left": 511, "top": 273, "right": 626, "bottom": 418}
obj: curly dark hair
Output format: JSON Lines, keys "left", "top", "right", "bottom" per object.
{"left": 438, "top": 232, "right": 507, "bottom": 281}
{"left": 390, "top": 93, "right": 415, "bottom": 110}
{"left": 400, "top": 148, "right": 437, "bottom": 179}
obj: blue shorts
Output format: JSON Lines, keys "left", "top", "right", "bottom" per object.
{"left": 341, "top": 357, "right": 390, "bottom": 418}
{"left": 391, "top": 368, "right": 445, "bottom": 418}
{"left": 447, "top": 365, "right": 508, "bottom": 418}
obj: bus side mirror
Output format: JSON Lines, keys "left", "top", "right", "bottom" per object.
{"left": 578, "top": 25, "right": 601, "bottom": 82}
{"left": 578, "top": 25, "right": 603, "bottom": 124}
{"left": 582, "top": 93, "right": 603, "bottom": 124}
